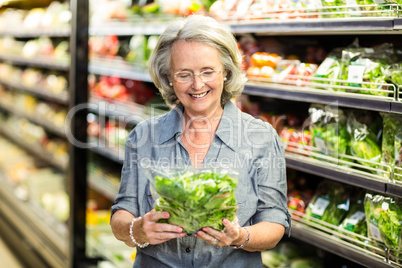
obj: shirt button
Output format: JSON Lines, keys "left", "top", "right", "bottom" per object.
{"left": 185, "top": 247, "right": 191, "bottom": 253}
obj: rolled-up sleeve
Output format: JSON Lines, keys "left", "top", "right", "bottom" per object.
{"left": 111, "top": 129, "right": 140, "bottom": 218}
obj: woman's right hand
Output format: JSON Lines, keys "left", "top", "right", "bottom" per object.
{"left": 139, "top": 209, "right": 186, "bottom": 245}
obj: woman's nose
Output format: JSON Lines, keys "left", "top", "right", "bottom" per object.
{"left": 192, "top": 74, "right": 205, "bottom": 89}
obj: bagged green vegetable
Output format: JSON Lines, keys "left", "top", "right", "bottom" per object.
{"left": 380, "top": 113, "right": 402, "bottom": 180}
{"left": 312, "top": 48, "right": 343, "bottom": 91}
{"left": 364, "top": 193, "right": 402, "bottom": 251}
{"left": 145, "top": 165, "right": 238, "bottom": 234}
{"left": 308, "top": 104, "right": 350, "bottom": 161}
{"left": 340, "top": 43, "right": 396, "bottom": 96}
{"left": 305, "top": 180, "right": 351, "bottom": 226}
{"left": 346, "top": 111, "right": 382, "bottom": 171}
{"left": 338, "top": 190, "right": 367, "bottom": 240}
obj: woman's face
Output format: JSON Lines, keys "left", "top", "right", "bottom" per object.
{"left": 169, "top": 40, "right": 227, "bottom": 117}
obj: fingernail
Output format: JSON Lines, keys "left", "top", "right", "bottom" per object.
{"left": 180, "top": 233, "right": 186, "bottom": 237}
{"left": 198, "top": 231, "right": 204, "bottom": 236}
{"left": 177, "top": 227, "right": 183, "bottom": 232}
{"left": 223, "top": 219, "right": 229, "bottom": 224}
{"left": 202, "top": 227, "right": 208, "bottom": 232}
{"left": 164, "top": 213, "right": 169, "bottom": 218}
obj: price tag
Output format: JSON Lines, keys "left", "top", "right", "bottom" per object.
{"left": 346, "top": 211, "right": 365, "bottom": 226}
{"left": 311, "top": 197, "right": 330, "bottom": 218}
{"left": 348, "top": 65, "right": 365, "bottom": 83}
{"left": 316, "top": 57, "right": 335, "bottom": 76}
{"left": 346, "top": 0, "right": 361, "bottom": 16}
{"left": 369, "top": 223, "right": 382, "bottom": 241}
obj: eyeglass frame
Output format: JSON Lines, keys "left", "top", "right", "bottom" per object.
{"left": 171, "top": 69, "right": 222, "bottom": 84}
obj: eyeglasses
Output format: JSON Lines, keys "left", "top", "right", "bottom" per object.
{"left": 172, "top": 70, "right": 222, "bottom": 84}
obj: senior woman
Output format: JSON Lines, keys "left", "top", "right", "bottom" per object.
{"left": 110, "top": 14, "right": 290, "bottom": 267}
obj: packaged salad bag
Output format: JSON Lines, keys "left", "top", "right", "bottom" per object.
{"left": 145, "top": 165, "right": 239, "bottom": 234}
{"left": 305, "top": 180, "right": 352, "bottom": 226}
{"left": 308, "top": 104, "right": 350, "bottom": 161}
{"left": 364, "top": 193, "right": 402, "bottom": 253}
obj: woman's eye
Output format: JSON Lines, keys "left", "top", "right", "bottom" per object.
{"left": 178, "top": 73, "right": 191, "bottom": 78}
{"left": 202, "top": 71, "right": 214, "bottom": 77}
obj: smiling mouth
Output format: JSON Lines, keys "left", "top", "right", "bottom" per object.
{"left": 189, "top": 91, "right": 209, "bottom": 98}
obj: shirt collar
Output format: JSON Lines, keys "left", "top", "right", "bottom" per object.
{"left": 158, "top": 101, "right": 240, "bottom": 152}
{"left": 158, "top": 105, "right": 184, "bottom": 145}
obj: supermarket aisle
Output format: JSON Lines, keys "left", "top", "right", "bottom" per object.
{"left": 0, "top": 237, "right": 24, "bottom": 268}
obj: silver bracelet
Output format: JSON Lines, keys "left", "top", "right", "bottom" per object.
{"left": 129, "top": 217, "right": 149, "bottom": 248}
{"left": 231, "top": 227, "right": 250, "bottom": 249}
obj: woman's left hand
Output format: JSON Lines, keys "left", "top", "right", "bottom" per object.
{"left": 194, "top": 218, "right": 243, "bottom": 247}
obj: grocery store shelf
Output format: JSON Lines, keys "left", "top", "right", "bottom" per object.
{"left": 286, "top": 153, "right": 388, "bottom": 194}
{"left": 89, "top": 137, "right": 124, "bottom": 165}
{"left": 88, "top": 167, "right": 119, "bottom": 201}
{"left": 0, "top": 129, "right": 68, "bottom": 171}
{"left": 0, "top": 27, "right": 70, "bottom": 38}
{"left": 394, "top": 18, "right": 402, "bottom": 29}
{"left": 228, "top": 17, "right": 396, "bottom": 35}
{"left": 0, "top": 103, "right": 67, "bottom": 138}
{"left": 0, "top": 79, "right": 69, "bottom": 105}
{"left": 0, "top": 53, "right": 69, "bottom": 71}
{"left": 0, "top": 172, "right": 68, "bottom": 268}
{"left": 243, "top": 82, "right": 393, "bottom": 112}
{"left": 89, "top": 17, "right": 171, "bottom": 36}
{"left": 89, "top": 59, "right": 152, "bottom": 82}
{"left": 391, "top": 101, "right": 402, "bottom": 114}
{"left": 89, "top": 96, "right": 164, "bottom": 122}
{"left": 290, "top": 221, "right": 393, "bottom": 268}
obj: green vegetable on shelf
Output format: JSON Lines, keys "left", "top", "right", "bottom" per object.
{"left": 338, "top": 190, "right": 367, "bottom": 240}
{"left": 150, "top": 170, "right": 238, "bottom": 234}
{"left": 365, "top": 193, "right": 402, "bottom": 251}
{"left": 305, "top": 180, "right": 351, "bottom": 226}
{"left": 347, "top": 112, "right": 382, "bottom": 171}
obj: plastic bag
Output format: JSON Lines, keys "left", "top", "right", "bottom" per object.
{"left": 346, "top": 111, "right": 382, "bottom": 171}
{"left": 308, "top": 104, "right": 349, "bottom": 159}
{"left": 340, "top": 43, "right": 396, "bottom": 96}
{"left": 305, "top": 180, "right": 351, "bottom": 226}
{"left": 364, "top": 193, "right": 402, "bottom": 251}
{"left": 338, "top": 190, "right": 367, "bottom": 240}
{"left": 380, "top": 113, "right": 402, "bottom": 180}
{"left": 144, "top": 165, "right": 239, "bottom": 234}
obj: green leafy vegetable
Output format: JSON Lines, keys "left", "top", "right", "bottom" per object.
{"left": 365, "top": 193, "right": 402, "bottom": 251}
{"left": 305, "top": 181, "right": 351, "bottom": 226}
{"left": 153, "top": 171, "right": 238, "bottom": 234}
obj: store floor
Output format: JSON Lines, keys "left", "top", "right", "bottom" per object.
{"left": 0, "top": 236, "right": 24, "bottom": 268}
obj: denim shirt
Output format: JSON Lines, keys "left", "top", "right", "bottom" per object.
{"left": 111, "top": 101, "right": 290, "bottom": 268}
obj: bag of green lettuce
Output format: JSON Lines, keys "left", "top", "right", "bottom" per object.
{"left": 145, "top": 165, "right": 239, "bottom": 234}
{"left": 364, "top": 193, "right": 402, "bottom": 252}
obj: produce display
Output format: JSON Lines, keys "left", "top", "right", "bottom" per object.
{"left": 0, "top": 36, "right": 69, "bottom": 63}
{"left": 0, "top": 137, "right": 69, "bottom": 222}
{"left": 0, "top": 113, "right": 69, "bottom": 167}
{"left": 87, "top": 114, "right": 133, "bottom": 150}
{"left": 0, "top": 1, "right": 71, "bottom": 31}
{"left": 0, "top": 86, "right": 67, "bottom": 129}
{"left": 147, "top": 167, "right": 238, "bottom": 234}
{"left": 89, "top": 34, "right": 160, "bottom": 69}
{"left": 261, "top": 241, "right": 323, "bottom": 268}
